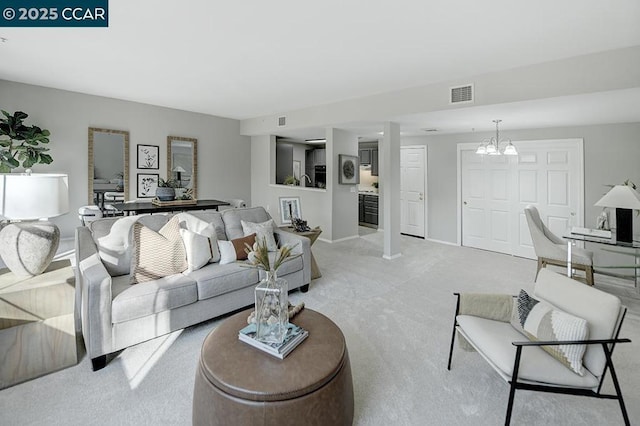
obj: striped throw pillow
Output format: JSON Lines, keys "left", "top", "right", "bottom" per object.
{"left": 512, "top": 289, "right": 589, "bottom": 375}
{"left": 130, "top": 216, "right": 187, "bottom": 284}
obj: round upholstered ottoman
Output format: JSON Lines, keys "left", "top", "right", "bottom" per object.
{"left": 193, "top": 308, "right": 354, "bottom": 426}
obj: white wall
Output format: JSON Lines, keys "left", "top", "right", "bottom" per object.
{"left": 240, "top": 46, "right": 640, "bottom": 136}
{"left": 0, "top": 79, "right": 251, "bottom": 239}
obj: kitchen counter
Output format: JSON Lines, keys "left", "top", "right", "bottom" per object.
{"left": 358, "top": 191, "right": 379, "bottom": 196}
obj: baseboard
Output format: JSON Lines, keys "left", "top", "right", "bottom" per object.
{"left": 318, "top": 235, "right": 359, "bottom": 244}
{"left": 426, "top": 238, "right": 459, "bottom": 247}
{"left": 382, "top": 253, "right": 402, "bottom": 260}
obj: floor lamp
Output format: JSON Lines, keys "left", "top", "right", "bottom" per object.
{"left": 595, "top": 185, "right": 640, "bottom": 243}
{"left": 0, "top": 172, "right": 69, "bottom": 276}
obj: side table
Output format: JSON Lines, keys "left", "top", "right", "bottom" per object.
{"left": 279, "top": 226, "right": 322, "bottom": 279}
{"left": 0, "top": 259, "right": 77, "bottom": 389}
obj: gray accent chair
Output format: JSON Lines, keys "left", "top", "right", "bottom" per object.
{"left": 524, "top": 205, "right": 594, "bottom": 285}
{"left": 447, "top": 269, "right": 631, "bottom": 425}
{"left": 75, "top": 207, "right": 311, "bottom": 370}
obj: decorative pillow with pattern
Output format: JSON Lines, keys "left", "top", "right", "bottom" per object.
{"left": 512, "top": 289, "right": 588, "bottom": 376}
{"left": 241, "top": 219, "right": 277, "bottom": 251}
{"left": 130, "top": 216, "right": 187, "bottom": 284}
{"left": 218, "top": 233, "right": 256, "bottom": 265}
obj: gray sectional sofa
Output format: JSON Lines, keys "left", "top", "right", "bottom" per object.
{"left": 75, "top": 207, "right": 311, "bottom": 370}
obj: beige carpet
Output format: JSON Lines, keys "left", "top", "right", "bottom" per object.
{"left": 1, "top": 233, "right": 638, "bottom": 425}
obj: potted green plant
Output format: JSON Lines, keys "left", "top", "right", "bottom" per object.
{"left": 0, "top": 110, "right": 52, "bottom": 172}
{"left": 283, "top": 175, "right": 299, "bottom": 186}
{"left": 156, "top": 177, "right": 178, "bottom": 201}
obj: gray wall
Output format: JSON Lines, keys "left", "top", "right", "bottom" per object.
{"left": 402, "top": 122, "right": 640, "bottom": 246}
{"left": 329, "top": 128, "right": 359, "bottom": 241}
{"left": 0, "top": 79, "right": 251, "bottom": 239}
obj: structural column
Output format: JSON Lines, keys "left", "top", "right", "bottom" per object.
{"left": 382, "top": 122, "right": 401, "bottom": 259}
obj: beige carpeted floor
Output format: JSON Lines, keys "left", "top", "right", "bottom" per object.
{"left": 1, "top": 232, "right": 638, "bottom": 425}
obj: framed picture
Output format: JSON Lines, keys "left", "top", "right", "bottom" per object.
{"left": 339, "top": 154, "right": 359, "bottom": 184}
{"left": 137, "top": 144, "right": 159, "bottom": 169}
{"left": 137, "top": 173, "right": 159, "bottom": 198}
{"left": 279, "top": 196, "right": 301, "bottom": 224}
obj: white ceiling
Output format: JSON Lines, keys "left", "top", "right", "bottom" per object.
{"left": 1, "top": 0, "right": 639, "bottom": 136}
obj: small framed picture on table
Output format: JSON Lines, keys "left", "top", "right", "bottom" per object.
{"left": 279, "top": 197, "right": 301, "bottom": 224}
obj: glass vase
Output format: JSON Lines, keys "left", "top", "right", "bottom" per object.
{"left": 254, "top": 270, "right": 289, "bottom": 344}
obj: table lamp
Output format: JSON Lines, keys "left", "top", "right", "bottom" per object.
{"left": 0, "top": 172, "right": 69, "bottom": 276}
{"left": 594, "top": 185, "right": 640, "bottom": 243}
{"left": 173, "top": 166, "right": 186, "bottom": 187}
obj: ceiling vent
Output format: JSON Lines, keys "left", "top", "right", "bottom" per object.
{"left": 422, "top": 128, "right": 438, "bottom": 132}
{"left": 278, "top": 116, "right": 286, "bottom": 127}
{"left": 449, "top": 84, "right": 474, "bottom": 104}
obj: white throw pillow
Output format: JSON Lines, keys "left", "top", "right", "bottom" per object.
{"left": 180, "top": 229, "right": 212, "bottom": 272}
{"left": 218, "top": 240, "right": 237, "bottom": 265}
{"left": 241, "top": 219, "right": 277, "bottom": 252}
{"left": 218, "top": 234, "right": 256, "bottom": 265}
{"left": 175, "top": 213, "right": 220, "bottom": 263}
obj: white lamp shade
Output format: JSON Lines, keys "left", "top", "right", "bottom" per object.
{"left": 0, "top": 173, "right": 69, "bottom": 220}
{"left": 594, "top": 185, "right": 640, "bottom": 210}
{"left": 172, "top": 166, "right": 187, "bottom": 173}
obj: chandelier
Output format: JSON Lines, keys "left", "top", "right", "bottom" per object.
{"left": 475, "top": 119, "right": 517, "bottom": 156}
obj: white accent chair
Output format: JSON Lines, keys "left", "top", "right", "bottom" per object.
{"left": 78, "top": 206, "right": 103, "bottom": 226}
{"left": 447, "top": 269, "right": 631, "bottom": 425}
{"left": 219, "top": 199, "right": 247, "bottom": 211}
{"left": 524, "top": 205, "right": 594, "bottom": 285}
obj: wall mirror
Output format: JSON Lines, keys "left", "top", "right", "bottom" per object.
{"left": 167, "top": 136, "right": 197, "bottom": 198}
{"left": 88, "top": 127, "right": 129, "bottom": 205}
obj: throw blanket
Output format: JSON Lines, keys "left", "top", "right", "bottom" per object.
{"left": 457, "top": 293, "right": 513, "bottom": 351}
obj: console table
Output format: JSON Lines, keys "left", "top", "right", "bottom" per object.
{"left": 111, "top": 199, "right": 230, "bottom": 216}
{"left": 0, "top": 260, "right": 77, "bottom": 389}
{"left": 564, "top": 230, "right": 640, "bottom": 292}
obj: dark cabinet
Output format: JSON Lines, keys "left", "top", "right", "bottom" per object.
{"left": 371, "top": 148, "right": 379, "bottom": 176}
{"left": 359, "top": 148, "right": 371, "bottom": 165}
{"left": 314, "top": 148, "right": 326, "bottom": 166}
{"left": 305, "top": 150, "right": 315, "bottom": 185}
{"left": 359, "top": 194, "right": 378, "bottom": 227}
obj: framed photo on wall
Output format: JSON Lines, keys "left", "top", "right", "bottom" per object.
{"left": 279, "top": 196, "right": 301, "bottom": 224}
{"left": 339, "top": 154, "right": 359, "bottom": 184}
{"left": 137, "top": 173, "right": 159, "bottom": 198}
{"left": 137, "top": 144, "right": 159, "bottom": 169}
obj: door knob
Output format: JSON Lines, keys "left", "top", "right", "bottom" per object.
{"left": 419, "top": 193, "right": 424, "bottom": 201}
{"left": 463, "top": 201, "right": 467, "bottom": 205}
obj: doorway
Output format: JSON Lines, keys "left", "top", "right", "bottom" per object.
{"left": 401, "top": 145, "right": 427, "bottom": 238}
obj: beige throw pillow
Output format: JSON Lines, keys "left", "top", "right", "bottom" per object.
{"left": 241, "top": 219, "right": 277, "bottom": 251}
{"left": 131, "top": 216, "right": 187, "bottom": 284}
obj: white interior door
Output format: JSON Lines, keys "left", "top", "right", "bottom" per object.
{"left": 401, "top": 146, "right": 426, "bottom": 238}
{"left": 460, "top": 139, "right": 583, "bottom": 259}
{"left": 461, "top": 151, "right": 513, "bottom": 253}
